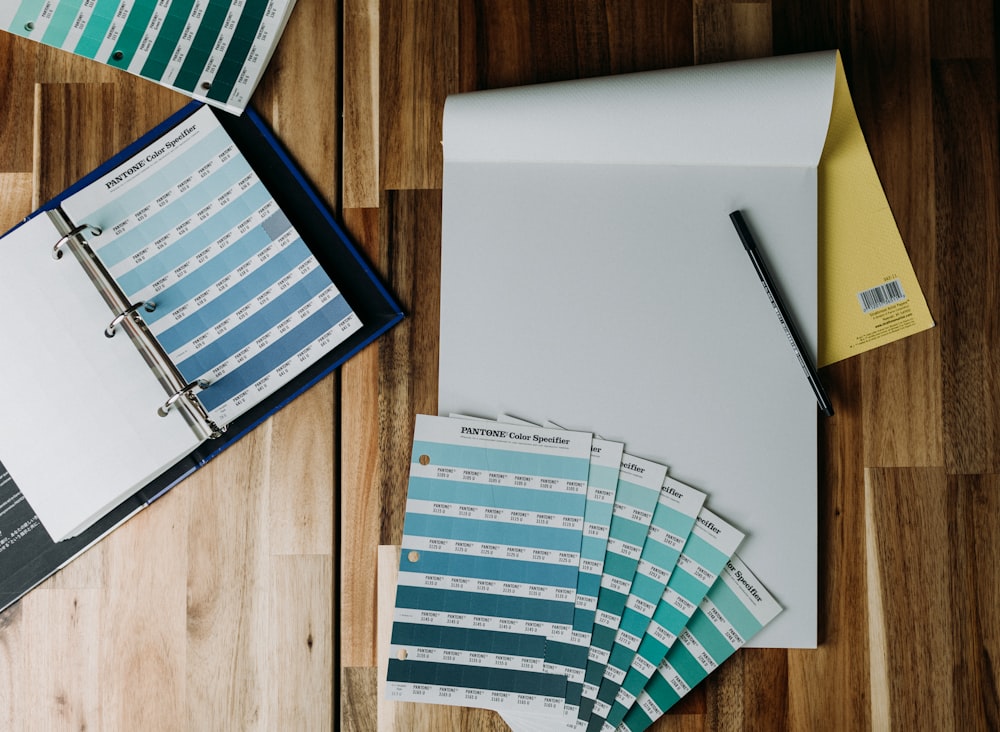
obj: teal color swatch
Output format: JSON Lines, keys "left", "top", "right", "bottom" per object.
{"left": 576, "top": 455, "right": 667, "bottom": 725}
{"left": 601, "top": 508, "right": 744, "bottom": 730}
{"left": 585, "top": 477, "right": 704, "bottom": 730}
{"left": 619, "top": 555, "right": 782, "bottom": 732}
{"left": 542, "top": 438, "right": 623, "bottom": 721}
{"left": 4, "top": 0, "right": 295, "bottom": 112}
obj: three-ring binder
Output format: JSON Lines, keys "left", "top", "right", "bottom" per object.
{"left": 47, "top": 207, "right": 223, "bottom": 440}
{"left": 52, "top": 223, "right": 102, "bottom": 260}
{"left": 159, "top": 380, "right": 211, "bottom": 418}
{"left": 105, "top": 301, "right": 156, "bottom": 338}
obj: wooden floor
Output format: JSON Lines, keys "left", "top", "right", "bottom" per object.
{"left": 0, "top": 1, "right": 997, "bottom": 730}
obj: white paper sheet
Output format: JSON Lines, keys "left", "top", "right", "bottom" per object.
{"left": 442, "top": 51, "right": 835, "bottom": 167}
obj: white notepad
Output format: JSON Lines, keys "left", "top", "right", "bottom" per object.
{"left": 438, "top": 52, "right": 842, "bottom": 649}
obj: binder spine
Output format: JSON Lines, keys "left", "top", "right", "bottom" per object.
{"left": 46, "top": 208, "right": 222, "bottom": 441}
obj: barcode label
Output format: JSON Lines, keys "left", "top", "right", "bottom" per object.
{"left": 858, "top": 279, "right": 906, "bottom": 313}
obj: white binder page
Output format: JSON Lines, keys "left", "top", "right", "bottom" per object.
{"left": 0, "top": 214, "right": 201, "bottom": 541}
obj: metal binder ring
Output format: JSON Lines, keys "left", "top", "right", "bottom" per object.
{"left": 52, "top": 224, "right": 102, "bottom": 260}
{"left": 105, "top": 301, "right": 156, "bottom": 337}
{"left": 158, "top": 380, "right": 210, "bottom": 418}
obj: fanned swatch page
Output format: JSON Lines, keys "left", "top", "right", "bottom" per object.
{"left": 598, "top": 507, "right": 745, "bottom": 731}
{"left": 0, "top": 1, "right": 297, "bottom": 113}
{"left": 386, "top": 415, "right": 593, "bottom": 715}
{"left": 550, "top": 438, "right": 625, "bottom": 724}
{"left": 577, "top": 455, "right": 667, "bottom": 721}
{"left": 619, "top": 555, "right": 782, "bottom": 731}
{"left": 587, "top": 479, "right": 707, "bottom": 729}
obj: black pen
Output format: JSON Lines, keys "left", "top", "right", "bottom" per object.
{"left": 729, "top": 209, "right": 834, "bottom": 417}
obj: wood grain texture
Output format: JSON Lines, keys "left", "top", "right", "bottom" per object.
{"left": 0, "top": 35, "right": 37, "bottom": 173}
{"left": 932, "top": 58, "right": 1000, "bottom": 474}
{"left": 254, "top": 0, "right": 341, "bottom": 203}
{"left": 344, "top": 0, "right": 381, "bottom": 208}
{"left": 97, "top": 492, "right": 188, "bottom": 730}
{"left": 0, "top": 173, "right": 33, "bottom": 246}
{"left": 693, "top": 0, "right": 773, "bottom": 64}
{"left": 0, "top": 1, "right": 997, "bottom": 730}
{"left": 376, "top": 189, "right": 441, "bottom": 546}
{"left": 270, "top": 555, "right": 335, "bottom": 729}
{"left": 866, "top": 468, "right": 1000, "bottom": 731}
{"left": 379, "top": 0, "right": 458, "bottom": 190}
{"left": 340, "top": 209, "right": 385, "bottom": 670}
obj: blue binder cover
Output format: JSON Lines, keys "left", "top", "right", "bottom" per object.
{"left": 0, "top": 101, "right": 403, "bottom": 611}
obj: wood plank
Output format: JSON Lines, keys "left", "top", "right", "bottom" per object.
{"left": 929, "top": 0, "right": 995, "bottom": 60}
{"left": 344, "top": 0, "right": 381, "bottom": 208}
{"left": 0, "top": 34, "right": 37, "bottom": 173}
{"left": 338, "top": 339, "right": 381, "bottom": 667}
{"left": 8, "top": 589, "right": 102, "bottom": 730}
{"left": 339, "top": 208, "right": 387, "bottom": 669}
{"left": 0, "top": 602, "right": 25, "bottom": 729}
{"left": 184, "top": 432, "right": 271, "bottom": 731}
{"left": 866, "top": 467, "right": 1000, "bottom": 730}
{"left": 932, "top": 58, "right": 1000, "bottom": 474}
{"left": 267, "top": 378, "right": 336, "bottom": 556}
{"left": 476, "top": 0, "right": 620, "bottom": 84}
{"left": 694, "top": 0, "right": 773, "bottom": 64}
{"left": 0, "top": 174, "right": 33, "bottom": 232}
{"left": 375, "top": 545, "right": 400, "bottom": 732}
{"left": 703, "top": 647, "right": 788, "bottom": 730}
{"left": 791, "top": 356, "right": 872, "bottom": 730}
{"left": 253, "top": 0, "right": 341, "bottom": 201}
{"left": 604, "top": 0, "right": 696, "bottom": 73}
{"left": 771, "top": 0, "right": 851, "bottom": 58}
{"left": 861, "top": 335, "right": 944, "bottom": 467}
{"left": 377, "top": 190, "right": 441, "bottom": 546}
{"left": 97, "top": 493, "right": 188, "bottom": 731}
{"left": 342, "top": 666, "right": 380, "bottom": 732}
{"left": 457, "top": 0, "right": 535, "bottom": 90}
{"left": 380, "top": 0, "right": 459, "bottom": 190}
{"left": 462, "top": 1, "right": 697, "bottom": 92}
{"left": 269, "top": 555, "right": 334, "bottom": 731}
{"left": 946, "top": 474, "right": 1000, "bottom": 730}
{"left": 33, "top": 82, "right": 120, "bottom": 204}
